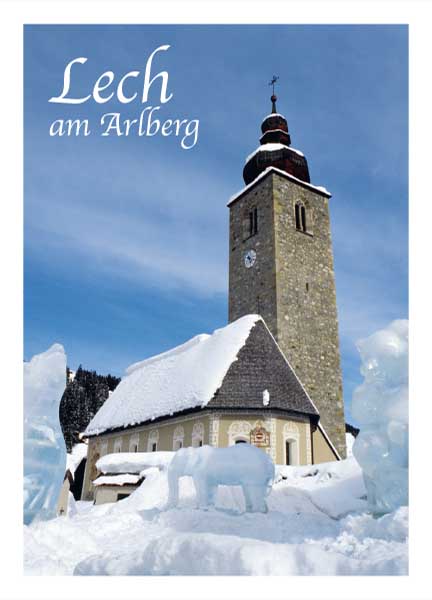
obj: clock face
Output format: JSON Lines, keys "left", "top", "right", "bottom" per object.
{"left": 244, "top": 249, "right": 257, "bottom": 269}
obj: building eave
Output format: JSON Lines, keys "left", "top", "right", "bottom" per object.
{"left": 82, "top": 405, "right": 318, "bottom": 440}
{"left": 227, "top": 166, "right": 331, "bottom": 208}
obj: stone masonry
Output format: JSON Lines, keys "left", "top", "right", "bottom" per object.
{"left": 228, "top": 170, "right": 346, "bottom": 458}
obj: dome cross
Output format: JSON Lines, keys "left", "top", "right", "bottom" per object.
{"left": 268, "top": 75, "right": 279, "bottom": 95}
{"left": 268, "top": 75, "right": 279, "bottom": 113}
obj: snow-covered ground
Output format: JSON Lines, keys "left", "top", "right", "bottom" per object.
{"left": 24, "top": 456, "right": 407, "bottom": 576}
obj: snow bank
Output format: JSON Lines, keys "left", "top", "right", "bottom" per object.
{"left": 85, "top": 315, "right": 261, "bottom": 436}
{"left": 96, "top": 451, "right": 174, "bottom": 474}
{"left": 274, "top": 457, "right": 367, "bottom": 519}
{"left": 24, "top": 344, "right": 67, "bottom": 525}
{"left": 352, "top": 320, "right": 408, "bottom": 514}
{"left": 24, "top": 454, "right": 407, "bottom": 576}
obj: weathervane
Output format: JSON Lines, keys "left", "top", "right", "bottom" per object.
{"left": 269, "top": 75, "right": 279, "bottom": 96}
{"left": 269, "top": 75, "right": 279, "bottom": 113}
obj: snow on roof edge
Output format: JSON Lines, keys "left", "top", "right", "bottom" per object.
{"left": 262, "top": 113, "right": 286, "bottom": 123}
{"left": 228, "top": 167, "right": 331, "bottom": 206}
{"left": 93, "top": 473, "right": 141, "bottom": 487}
{"left": 245, "top": 143, "right": 304, "bottom": 165}
{"left": 66, "top": 443, "right": 88, "bottom": 475}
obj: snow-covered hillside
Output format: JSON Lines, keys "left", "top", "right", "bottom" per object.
{"left": 24, "top": 456, "right": 407, "bottom": 576}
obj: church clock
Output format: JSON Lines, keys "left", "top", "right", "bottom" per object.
{"left": 244, "top": 249, "right": 257, "bottom": 268}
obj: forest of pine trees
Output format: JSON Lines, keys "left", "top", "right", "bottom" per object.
{"left": 59, "top": 366, "right": 121, "bottom": 451}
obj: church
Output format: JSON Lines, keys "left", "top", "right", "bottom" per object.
{"left": 80, "top": 91, "right": 346, "bottom": 502}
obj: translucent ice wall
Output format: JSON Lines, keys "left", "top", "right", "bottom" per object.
{"left": 24, "top": 344, "right": 67, "bottom": 525}
{"left": 352, "top": 320, "right": 408, "bottom": 514}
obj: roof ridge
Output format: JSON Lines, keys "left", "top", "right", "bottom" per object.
{"left": 84, "top": 315, "right": 262, "bottom": 436}
{"left": 126, "top": 333, "right": 210, "bottom": 375}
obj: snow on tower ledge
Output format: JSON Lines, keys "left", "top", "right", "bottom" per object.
{"left": 84, "top": 315, "right": 262, "bottom": 437}
{"left": 228, "top": 166, "right": 331, "bottom": 207}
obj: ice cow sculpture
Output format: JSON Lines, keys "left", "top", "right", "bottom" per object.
{"left": 167, "top": 444, "right": 275, "bottom": 513}
{"left": 24, "top": 344, "right": 67, "bottom": 525}
{"left": 352, "top": 320, "right": 408, "bottom": 514}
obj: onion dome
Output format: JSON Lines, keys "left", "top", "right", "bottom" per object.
{"left": 243, "top": 94, "right": 310, "bottom": 185}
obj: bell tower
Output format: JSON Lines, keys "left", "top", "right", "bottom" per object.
{"left": 228, "top": 91, "right": 346, "bottom": 458}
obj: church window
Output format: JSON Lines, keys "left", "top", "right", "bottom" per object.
{"left": 244, "top": 207, "right": 258, "bottom": 239}
{"left": 249, "top": 207, "right": 258, "bottom": 236}
{"left": 173, "top": 425, "right": 185, "bottom": 451}
{"left": 147, "top": 430, "right": 159, "bottom": 452}
{"left": 295, "top": 203, "right": 301, "bottom": 230}
{"left": 301, "top": 205, "right": 307, "bottom": 232}
{"left": 192, "top": 422, "right": 205, "bottom": 447}
{"left": 283, "top": 423, "right": 300, "bottom": 465}
{"left": 228, "top": 421, "right": 252, "bottom": 446}
{"left": 129, "top": 434, "right": 139, "bottom": 453}
{"left": 295, "top": 202, "right": 307, "bottom": 233}
{"left": 285, "top": 441, "right": 293, "bottom": 465}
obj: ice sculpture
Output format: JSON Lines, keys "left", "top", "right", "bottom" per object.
{"left": 167, "top": 443, "right": 275, "bottom": 513}
{"left": 352, "top": 320, "right": 408, "bottom": 514}
{"left": 24, "top": 344, "right": 67, "bottom": 525}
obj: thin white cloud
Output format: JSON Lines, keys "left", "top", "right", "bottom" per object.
{"left": 26, "top": 140, "right": 231, "bottom": 296}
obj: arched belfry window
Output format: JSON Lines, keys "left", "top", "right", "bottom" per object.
{"left": 295, "top": 203, "right": 301, "bottom": 230}
{"left": 301, "top": 205, "right": 307, "bottom": 232}
{"left": 295, "top": 202, "right": 307, "bottom": 233}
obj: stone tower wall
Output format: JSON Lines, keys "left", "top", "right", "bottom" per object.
{"left": 272, "top": 174, "right": 346, "bottom": 457}
{"left": 228, "top": 171, "right": 346, "bottom": 458}
{"left": 228, "top": 175, "right": 278, "bottom": 335}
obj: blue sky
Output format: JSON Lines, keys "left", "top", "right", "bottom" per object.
{"left": 24, "top": 25, "right": 408, "bottom": 425}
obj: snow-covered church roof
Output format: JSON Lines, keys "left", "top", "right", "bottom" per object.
{"left": 84, "top": 314, "right": 319, "bottom": 437}
{"left": 85, "top": 315, "right": 261, "bottom": 436}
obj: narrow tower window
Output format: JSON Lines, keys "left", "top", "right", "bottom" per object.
{"left": 295, "top": 202, "right": 307, "bottom": 233}
{"left": 301, "top": 205, "right": 307, "bottom": 232}
{"left": 243, "top": 207, "right": 258, "bottom": 240}
{"left": 249, "top": 207, "right": 258, "bottom": 236}
{"left": 295, "top": 203, "right": 301, "bottom": 230}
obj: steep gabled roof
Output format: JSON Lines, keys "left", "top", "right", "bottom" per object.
{"left": 84, "top": 314, "right": 319, "bottom": 437}
{"left": 208, "top": 319, "right": 319, "bottom": 418}
{"left": 84, "top": 315, "right": 262, "bottom": 436}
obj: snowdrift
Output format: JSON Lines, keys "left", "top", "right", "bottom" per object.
{"left": 24, "top": 456, "right": 407, "bottom": 576}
